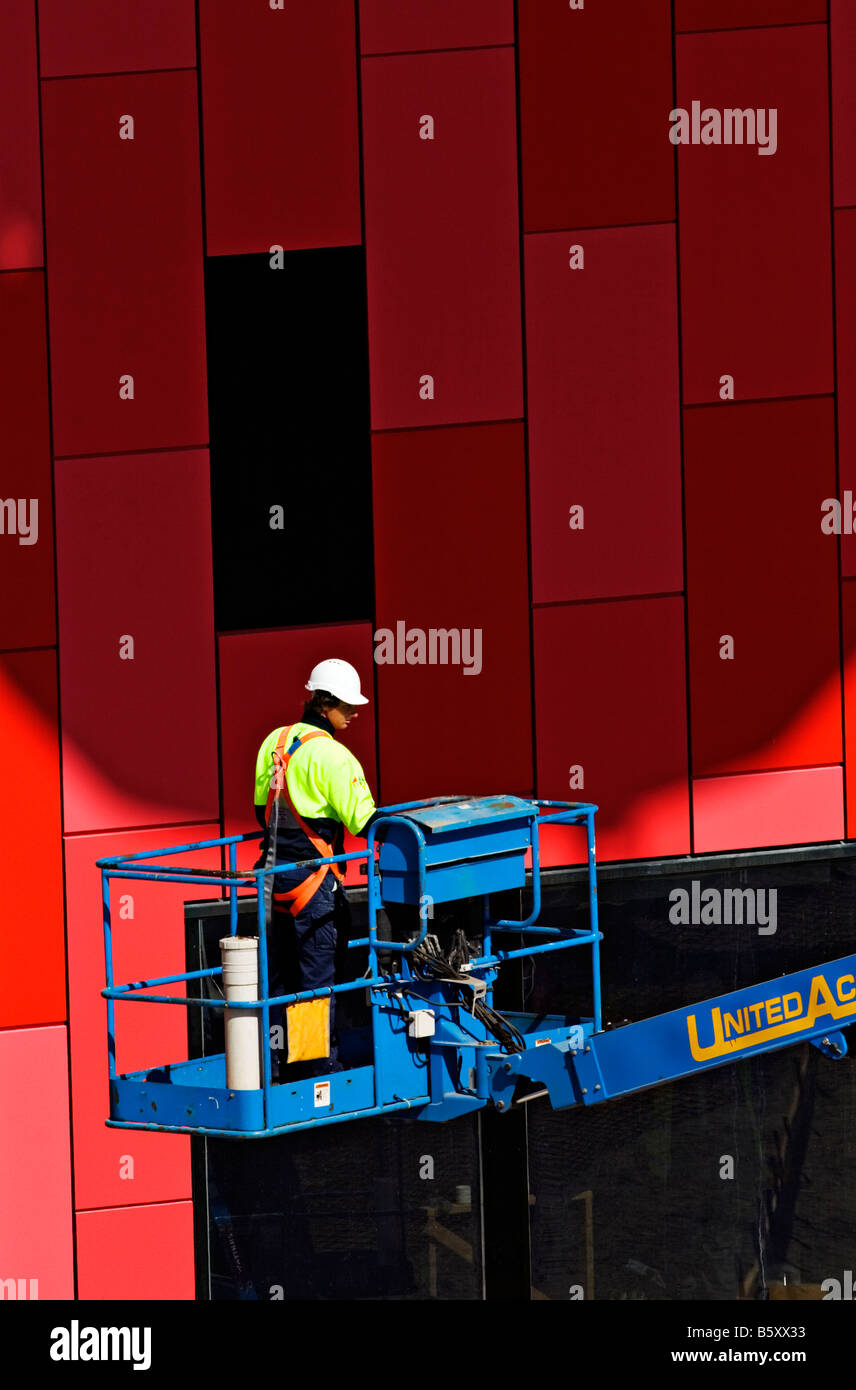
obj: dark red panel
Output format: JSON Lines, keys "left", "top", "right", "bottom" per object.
{"left": 38, "top": 0, "right": 196, "bottom": 77}
{"left": 0, "top": 1, "right": 42, "bottom": 268}
{"left": 841, "top": 582, "right": 856, "bottom": 836}
{"left": 0, "top": 273, "right": 54, "bottom": 650}
{"left": 55, "top": 451, "right": 218, "bottom": 832}
{"left": 836, "top": 211, "right": 856, "bottom": 576}
{"left": 362, "top": 48, "right": 523, "bottom": 431}
{"left": 359, "top": 0, "right": 514, "bottom": 54}
{"left": 677, "top": 26, "right": 833, "bottom": 404}
{"left": 76, "top": 1201, "right": 194, "bottom": 1299}
{"left": 0, "top": 1027, "right": 74, "bottom": 1298}
{"left": 694, "top": 767, "right": 843, "bottom": 853}
{"left": 525, "top": 225, "right": 683, "bottom": 604}
{"left": 41, "top": 72, "right": 207, "bottom": 458}
{"left": 199, "top": 0, "right": 361, "bottom": 256}
{"left": 65, "top": 824, "right": 218, "bottom": 1212}
{"left": 372, "top": 424, "right": 531, "bottom": 804}
{"left": 517, "top": 0, "right": 674, "bottom": 233}
{"left": 677, "top": 1, "right": 827, "bottom": 31}
{"left": 0, "top": 652, "right": 65, "bottom": 1028}
{"left": 685, "top": 400, "right": 840, "bottom": 777}
{"left": 534, "top": 599, "right": 690, "bottom": 866}
{"left": 833, "top": 0, "right": 856, "bottom": 207}
{"left": 219, "top": 624, "right": 378, "bottom": 885}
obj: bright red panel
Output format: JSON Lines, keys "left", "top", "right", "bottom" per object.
{"left": 359, "top": 0, "right": 514, "bottom": 53}
{"left": 677, "top": 1, "right": 827, "bottom": 30}
{"left": 832, "top": 0, "right": 856, "bottom": 207}
{"left": 837, "top": 211, "right": 856, "bottom": 576}
{"left": 693, "top": 767, "right": 843, "bottom": 853}
{"left": 41, "top": 72, "right": 207, "bottom": 458}
{"left": 76, "top": 1200, "right": 194, "bottom": 1299}
{"left": 38, "top": 0, "right": 196, "bottom": 77}
{"left": 685, "top": 400, "right": 840, "bottom": 777}
{"left": 677, "top": 26, "right": 833, "bottom": 404}
{"left": 0, "top": 652, "right": 65, "bottom": 1028}
{"left": 372, "top": 424, "right": 531, "bottom": 804}
{"left": 362, "top": 48, "right": 523, "bottom": 431}
{"left": 219, "top": 624, "right": 378, "bottom": 885}
{"left": 0, "top": 1026, "right": 74, "bottom": 1298}
{"left": 533, "top": 598, "right": 690, "bottom": 866}
{"left": 0, "top": 273, "right": 55, "bottom": 650}
{"left": 525, "top": 225, "right": 683, "bottom": 604}
{"left": 65, "top": 824, "right": 219, "bottom": 1212}
{"left": 841, "top": 582, "right": 856, "bottom": 836}
{"left": 0, "top": 1, "right": 41, "bottom": 270}
{"left": 517, "top": 0, "right": 674, "bottom": 233}
{"left": 199, "top": 0, "right": 361, "bottom": 256}
{"left": 55, "top": 451, "right": 218, "bottom": 833}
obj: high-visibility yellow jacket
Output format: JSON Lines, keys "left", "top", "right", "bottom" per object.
{"left": 254, "top": 721, "right": 376, "bottom": 849}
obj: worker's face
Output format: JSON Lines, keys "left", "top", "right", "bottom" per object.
{"left": 327, "top": 700, "right": 357, "bottom": 730}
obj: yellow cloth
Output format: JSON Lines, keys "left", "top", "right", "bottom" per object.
{"left": 286, "top": 998, "right": 331, "bottom": 1063}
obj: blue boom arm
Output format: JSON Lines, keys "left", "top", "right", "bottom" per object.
{"left": 486, "top": 955, "right": 855, "bottom": 1114}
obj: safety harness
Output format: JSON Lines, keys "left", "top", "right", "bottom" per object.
{"left": 266, "top": 725, "right": 345, "bottom": 917}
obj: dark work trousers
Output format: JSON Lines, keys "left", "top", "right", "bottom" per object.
{"left": 266, "top": 870, "right": 351, "bottom": 1081}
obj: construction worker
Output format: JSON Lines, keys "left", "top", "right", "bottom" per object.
{"left": 253, "top": 658, "right": 378, "bottom": 1080}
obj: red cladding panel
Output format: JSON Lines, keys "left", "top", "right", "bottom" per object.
{"left": 0, "top": 1026, "right": 74, "bottom": 1298}
{"left": 199, "top": 0, "right": 361, "bottom": 255}
{"left": 525, "top": 225, "right": 683, "bottom": 604}
{"left": 832, "top": 0, "right": 856, "bottom": 207}
{"left": 517, "top": 0, "right": 674, "bottom": 233}
{"left": 533, "top": 599, "right": 690, "bottom": 866}
{"left": 219, "top": 624, "right": 378, "bottom": 885}
{"left": 677, "top": 27, "right": 833, "bottom": 404}
{"left": 0, "top": 652, "right": 65, "bottom": 1027}
{"left": 693, "top": 767, "right": 843, "bottom": 853}
{"left": 0, "top": 1, "right": 42, "bottom": 269}
{"left": 38, "top": 1, "right": 197, "bottom": 77}
{"left": 359, "top": 0, "right": 514, "bottom": 53}
{"left": 65, "top": 825, "right": 219, "bottom": 1212}
{"left": 41, "top": 72, "right": 208, "bottom": 458}
{"left": 677, "top": 1, "right": 827, "bottom": 30}
{"left": 841, "top": 582, "right": 856, "bottom": 835}
{"left": 685, "top": 400, "right": 840, "bottom": 777}
{"left": 76, "top": 1200, "right": 194, "bottom": 1299}
{"left": 372, "top": 424, "right": 532, "bottom": 804}
{"left": 0, "top": 273, "right": 55, "bottom": 650}
{"left": 362, "top": 48, "right": 523, "bottom": 431}
{"left": 837, "top": 211, "right": 856, "bottom": 576}
{"left": 55, "top": 451, "right": 218, "bottom": 833}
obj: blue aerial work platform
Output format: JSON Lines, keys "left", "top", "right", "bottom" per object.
{"left": 98, "top": 797, "right": 856, "bottom": 1140}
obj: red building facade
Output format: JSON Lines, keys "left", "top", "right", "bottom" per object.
{"left": 1, "top": 0, "right": 854, "bottom": 1299}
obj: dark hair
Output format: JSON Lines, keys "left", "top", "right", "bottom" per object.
{"left": 303, "top": 689, "right": 337, "bottom": 719}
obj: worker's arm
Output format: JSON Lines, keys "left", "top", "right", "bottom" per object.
{"left": 322, "top": 748, "right": 377, "bottom": 838}
{"left": 357, "top": 809, "right": 382, "bottom": 837}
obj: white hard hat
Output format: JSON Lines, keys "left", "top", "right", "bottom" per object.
{"left": 305, "top": 658, "right": 369, "bottom": 706}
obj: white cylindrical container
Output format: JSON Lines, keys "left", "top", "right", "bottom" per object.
{"left": 220, "top": 936, "right": 262, "bottom": 1090}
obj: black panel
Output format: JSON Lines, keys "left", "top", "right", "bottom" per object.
{"left": 527, "top": 1042, "right": 856, "bottom": 1301}
{"left": 204, "top": 249, "right": 374, "bottom": 631}
{"left": 526, "top": 854, "right": 856, "bottom": 1300}
{"left": 201, "top": 1116, "right": 482, "bottom": 1302}
{"left": 187, "top": 894, "right": 484, "bottom": 1301}
{"left": 530, "top": 854, "right": 856, "bottom": 1025}
{"left": 188, "top": 852, "right": 856, "bottom": 1301}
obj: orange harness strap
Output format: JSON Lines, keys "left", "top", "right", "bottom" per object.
{"left": 267, "top": 725, "right": 344, "bottom": 917}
